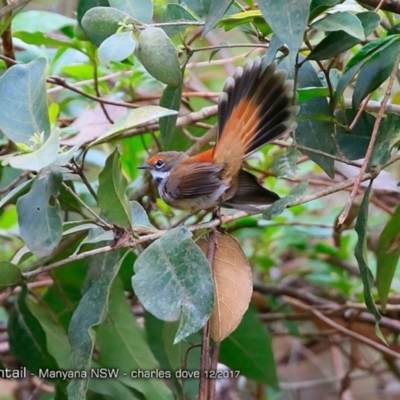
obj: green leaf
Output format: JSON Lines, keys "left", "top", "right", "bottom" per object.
{"left": 262, "top": 33, "right": 283, "bottom": 66}
{"left": 96, "top": 278, "right": 174, "bottom": 399}
{"left": 0, "top": 177, "right": 31, "bottom": 210}
{"left": 98, "top": 149, "right": 132, "bottom": 228}
{"left": 88, "top": 374, "right": 141, "bottom": 399}
{"left": 8, "top": 128, "right": 60, "bottom": 171}
{"left": 17, "top": 171, "right": 63, "bottom": 257}
{"left": 130, "top": 201, "right": 155, "bottom": 230}
{"left": 77, "top": 0, "right": 110, "bottom": 25}
{"left": 259, "top": 0, "right": 312, "bottom": 71}
{"left": 346, "top": 36, "right": 397, "bottom": 71}
{"left": 81, "top": 6, "right": 132, "bottom": 46}
{"left": 371, "top": 112, "right": 400, "bottom": 166}
{"left": 203, "top": 0, "right": 233, "bottom": 35}
{"left": 292, "top": 59, "right": 336, "bottom": 177}
{"left": 27, "top": 298, "right": 72, "bottom": 370}
{"left": 297, "top": 86, "right": 330, "bottom": 102}
{"left": 67, "top": 251, "right": 123, "bottom": 399}
{"left": 270, "top": 148, "right": 301, "bottom": 178}
{"left": 98, "top": 31, "right": 136, "bottom": 66}
{"left": 263, "top": 180, "right": 308, "bottom": 220}
{"left": 8, "top": 285, "right": 60, "bottom": 375}
{"left": 309, "top": 0, "right": 342, "bottom": 21}
{"left": 334, "top": 109, "right": 375, "bottom": 160}
{"left": 0, "top": 58, "right": 50, "bottom": 144}
{"left": 14, "top": 31, "right": 81, "bottom": 51}
{"left": 161, "top": 4, "right": 199, "bottom": 37}
{"left": 311, "top": 11, "right": 364, "bottom": 40}
{"left": 91, "top": 105, "right": 177, "bottom": 146}
{"left": 334, "top": 36, "right": 399, "bottom": 106}
{"left": 220, "top": 307, "right": 277, "bottom": 386}
{"left": 376, "top": 205, "right": 400, "bottom": 311}
{"left": 137, "top": 27, "right": 182, "bottom": 87}
{"left": 353, "top": 39, "right": 400, "bottom": 109}
{"left": 354, "top": 183, "right": 381, "bottom": 323}
{"left": 144, "top": 313, "right": 184, "bottom": 397}
{"left": 109, "top": 0, "right": 153, "bottom": 23}
{"left": 0, "top": 261, "right": 22, "bottom": 288}
{"left": 160, "top": 84, "right": 183, "bottom": 150}
{"left": 182, "top": 0, "right": 212, "bottom": 17}
{"left": 132, "top": 226, "right": 214, "bottom": 343}
{"left": 12, "top": 11, "right": 75, "bottom": 33}
{"left": 308, "top": 11, "right": 380, "bottom": 61}
{"left": 218, "top": 10, "right": 272, "bottom": 35}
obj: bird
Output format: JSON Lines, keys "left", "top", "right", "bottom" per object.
{"left": 139, "top": 57, "right": 298, "bottom": 213}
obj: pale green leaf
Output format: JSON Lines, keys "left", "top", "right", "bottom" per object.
{"left": 98, "top": 149, "right": 132, "bottom": 228}
{"left": 98, "top": 31, "right": 136, "bottom": 66}
{"left": 132, "top": 227, "right": 214, "bottom": 343}
{"left": 67, "top": 252, "right": 123, "bottom": 399}
{"left": 311, "top": 11, "right": 365, "bottom": 40}
{"left": 17, "top": 171, "right": 63, "bottom": 257}
{"left": 0, "top": 58, "right": 50, "bottom": 144}
{"left": 91, "top": 105, "right": 177, "bottom": 146}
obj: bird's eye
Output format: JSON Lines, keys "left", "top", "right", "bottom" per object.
{"left": 155, "top": 160, "right": 165, "bottom": 168}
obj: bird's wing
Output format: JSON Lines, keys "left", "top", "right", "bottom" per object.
{"left": 166, "top": 161, "right": 224, "bottom": 198}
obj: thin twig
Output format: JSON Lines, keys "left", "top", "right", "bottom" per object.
{"left": 337, "top": 52, "right": 400, "bottom": 226}
{"left": 23, "top": 245, "right": 114, "bottom": 279}
{"left": 190, "top": 43, "right": 269, "bottom": 53}
{"left": 374, "top": 0, "right": 388, "bottom": 11}
{"left": 91, "top": 53, "right": 114, "bottom": 124}
{"left": 61, "top": 182, "right": 113, "bottom": 230}
{"left": 47, "top": 76, "right": 138, "bottom": 109}
{"left": 70, "top": 160, "right": 98, "bottom": 201}
{"left": 309, "top": 307, "right": 400, "bottom": 359}
{"left": 0, "top": 171, "right": 30, "bottom": 194}
{"left": 0, "top": 0, "right": 31, "bottom": 17}
{"left": 47, "top": 71, "right": 134, "bottom": 94}
{"left": 348, "top": 92, "right": 373, "bottom": 131}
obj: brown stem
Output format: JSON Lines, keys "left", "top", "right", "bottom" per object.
{"left": 199, "top": 231, "right": 217, "bottom": 400}
{"left": 0, "top": 0, "right": 31, "bottom": 17}
{"left": 199, "top": 321, "right": 211, "bottom": 400}
{"left": 91, "top": 52, "right": 114, "bottom": 124}
{"left": 208, "top": 341, "right": 221, "bottom": 400}
{"left": 1, "top": 0, "right": 15, "bottom": 68}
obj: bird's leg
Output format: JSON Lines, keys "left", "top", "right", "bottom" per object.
{"left": 211, "top": 207, "right": 223, "bottom": 226}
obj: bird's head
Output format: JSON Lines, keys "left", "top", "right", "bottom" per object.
{"left": 139, "top": 151, "right": 188, "bottom": 183}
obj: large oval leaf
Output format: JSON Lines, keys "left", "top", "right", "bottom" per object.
{"left": 132, "top": 227, "right": 214, "bottom": 343}
{"left": 98, "top": 149, "right": 132, "bottom": 228}
{"left": 17, "top": 171, "right": 63, "bottom": 257}
{"left": 137, "top": 27, "right": 182, "bottom": 87}
{"left": 0, "top": 58, "right": 49, "bottom": 144}
{"left": 198, "top": 232, "right": 253, "bottom": 342}
{"left": 81, "top": 6, "right": 131, "bottom": 46}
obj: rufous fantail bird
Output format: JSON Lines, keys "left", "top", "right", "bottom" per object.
{"left": 139, "top": 58, "right": 298, "bottom": 213}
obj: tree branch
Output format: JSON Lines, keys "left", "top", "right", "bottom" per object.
{"left": 357, "top": 0, "right": 400, "bottom": 13}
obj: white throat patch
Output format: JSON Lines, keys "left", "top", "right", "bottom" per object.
{"left": 150, "top": 170, "right": 169, "bottom": 183}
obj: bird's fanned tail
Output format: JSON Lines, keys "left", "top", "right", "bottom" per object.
{"left": 214, "top": 58, "right": 297, "bottom": 167}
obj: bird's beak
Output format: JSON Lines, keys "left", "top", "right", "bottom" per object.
{"left": 138, "top": 163, "right": 149, "bottom": 170}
